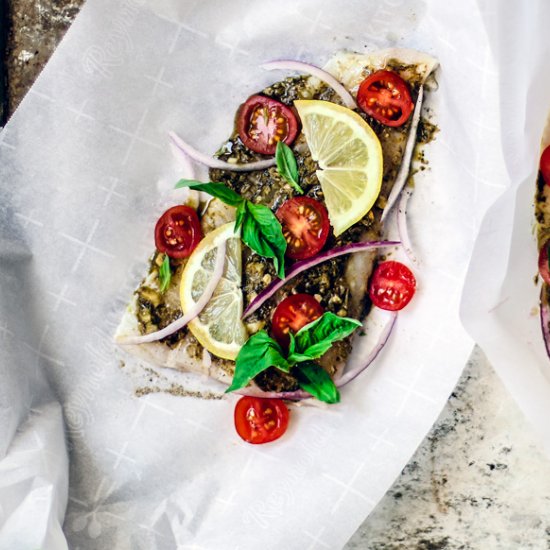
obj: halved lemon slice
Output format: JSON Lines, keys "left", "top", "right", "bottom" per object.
{"left": 294, "top": 100, "right": 383, "bottom": 236}
{"left": 180, "top": 222, "right": 248, "bottom": 360}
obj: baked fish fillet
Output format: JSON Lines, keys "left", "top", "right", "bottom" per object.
{"left": 115, "top": 49, "right": 438, "bottom": 391}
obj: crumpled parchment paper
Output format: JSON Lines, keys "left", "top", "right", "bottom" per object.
{"left": 461, "top": 0, "right": 550, "bottom": 457}
{"left": 0, "top": 0, "right": 519, "bottom": 548}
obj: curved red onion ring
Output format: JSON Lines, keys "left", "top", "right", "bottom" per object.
{"left": 235, "top": 384, "right": 310, "bottom": 401}
{"left": 117, "top": 241, "right": 227, "bottom": 345}
{"left": 169, "top": 131, "right": 276, "bottom": 172}
{"left": 234, "top": 310, "right": 397, "bottom": 400}
{"left": 336, "top": 311, "right": 397, "bottom": 387}
{"left": 169, "top": 142, "right": 196, "bottom": 180}
{"left": 540, "top": 289, "right": 550, "bottom": 359}
{"left": 243, "top": 240, "right": 400, "bottom": 318}
{"left": 397, "top": 186, "right": 419, "bottom": 266}
{"left": 381, "top": 86, "right": 424, "bottom": 223}
{"left": 260, "top": 60, "right": 357, "bottom": 110}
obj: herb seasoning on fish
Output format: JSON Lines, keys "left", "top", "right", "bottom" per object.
{"left": 205, "top": 69, "right": 422, "bottom": 391}
{"left": 122, "top": 51, "right": 438, "bottom": 399}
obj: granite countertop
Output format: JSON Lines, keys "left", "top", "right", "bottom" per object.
{"left": 4, "top": 2, "right": 550, "bottom": 548}
{"left": 4, "top": 0, "right": 82, "bottom": 115}
{"left": 347, "top": 348, "right": 550, "bottom": 550}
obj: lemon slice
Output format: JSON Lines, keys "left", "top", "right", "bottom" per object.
{"left": 294, "top": 100, "right": 383, "bottom": 236}
{"left": 180, "top": 222, "right": 248, "bottom": 360}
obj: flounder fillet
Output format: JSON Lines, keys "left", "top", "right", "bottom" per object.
{"left": 115, "top": 49, "right": 438, "bottom": 391}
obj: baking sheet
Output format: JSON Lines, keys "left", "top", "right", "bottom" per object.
{"left": 0, "top": 0, "right": 512, "bottom": 548}
{"left": 461, "top": 0, "right": 550, "bottom": 457}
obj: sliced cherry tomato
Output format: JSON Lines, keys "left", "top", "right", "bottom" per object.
{"left": 368, "top": 261, "right": 416, "bottom": 311}
{"left": 540, "top": 145, "right": 550, "bottom": 186}
{"left": 539, "top": 240, "right": 550, "bottom": 285}
{"left": 234, "top": 396, "right": 289, "bottom": 444}
{"left": 237, "top": 95, "right": 299, "bottom": 155}
{"left": 357, "top": 70, "right": 414, "bottom": 127}
{"left": 271, "top": 293, "right": 324, "bottom": 349}
{"left": 276, "top": 197, "right": 330, "bottom": 260}
{"left": 154, "top": 205, "right": 202, "bottom": 259}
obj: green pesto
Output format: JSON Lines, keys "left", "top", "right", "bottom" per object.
{"left": 134, "top": 252, "right": 190, "bottom": 348}
{"left": 132, "top": 63, "right": 429, "bottom": 392}
{"left": 417, "top": 118, "right": 439, "bottom": 145}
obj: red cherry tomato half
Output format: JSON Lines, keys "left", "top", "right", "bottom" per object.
{"left": 540, "top": 145, "right": 550, "bottom": 186}
{"left": 234, "top": 396, "right": 289, "bottom": 444}
{"left": 154, "top": 205, "right": 202, "bottom": 259}
{"left": 539, "top": 240, "right": 550, "bottom": 285}
{"left": 271, "top": 293, "right": 324, "bottom": 349}
{"left": 368, "top": 261, "right": 416, "bottom": 311}
{"left": 237, "top": 95, "right": 299, "bottom": 155}
{"left": 276, "top": 197, "right": 330, "bottom": 260}
{"left": 357, "top": 70, "right": 414, "bottom": 127}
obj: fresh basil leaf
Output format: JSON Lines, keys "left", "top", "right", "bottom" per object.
{"left": 158, "top": 255, "right": 171, "bottom": 293}
{"left": 275, "top": 142, "right": 303, "bottom": 194}
{"left": 289, "top": 312, "right": 362, "bottom": 362}
{"left": 235, "top": 201, "right": 247, "bottom": 232}
{"left": 175, "top": 180, "right": 244, "bottom": 207}
{"left": 294, "top": 361, "right": 340, "bottom": 404}
{"left": 175, "top": 179, "right": 286, "bottom": 277}
{"left": 226, "top": 331, "right": 291, "bottom": 393}
{"left": 288, "top": 332, "right": 296, "bottom": 359}
{"left": 241, "top": 202, "right": 287, "bottom": 279}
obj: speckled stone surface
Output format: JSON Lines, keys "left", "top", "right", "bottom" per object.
{"left": 344, "top": 347, "right": 550, "bottom": 549}
{"left": 5, "top": 3, "right": 550, "bottom": 549}
{"left": 0, "top": 0, "right": 8, "bottom": 124}
{"left": 5, "top": 0, "right": 84, "bottom": 115}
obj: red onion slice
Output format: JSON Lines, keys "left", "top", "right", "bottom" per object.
{"left": 336, "top": 311, "right": 397, "bottom": 388}
{"left": 381, "top": 86, "right": 424, "bottom": 223}
{"left": 169, "top": 142, "right": 196, "bottom": 180}
{"left": 235, "top": 385, "right": 311, "bottom": 401}
{"left": 117, "top": 241, "right": 227, "bottom": 345}
{"left": 397, "top": 186, "right": 419, "bottom": 266}
{"left": 540, "top": 288, "right": 550, "bottom": 359}
{"left": 260, "top": 60, "right": 357, "bottom": 110}
{"left": 169, "top": 131, "right": 276, "bottom": 172}
{"left": 243, "top": 240, "right": 399, "bottom": 318}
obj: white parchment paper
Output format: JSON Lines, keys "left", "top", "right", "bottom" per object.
{"left": 461, "top": 0, "right": 550, "bottom": 457}
{"left": 0, "top": 0, "right": 512, "bottom": 548}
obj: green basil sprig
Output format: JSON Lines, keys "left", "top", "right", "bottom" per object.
{"left": 275, "top": 142, "right": 303, "bottom": 194}
{"left": 158, "top": 254, "right": 171, "bottom": 293}
{"left": 287, "top": 313, "right": 361, "bottom": 364}
{"left": 226, "top": 312, "right": 361, "bottom": 403}
{"left": 227, "top": 331, "right": 291, "bottom": 392}
{"left": 294, "top": 361, "right": 340, "bottom": 404}
{"left": 175, "top": 180, "right": 287, "bottom": 278}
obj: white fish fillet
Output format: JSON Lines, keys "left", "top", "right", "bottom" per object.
{"left": 115, "top": 49, "right": 438, "bottom": 387}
